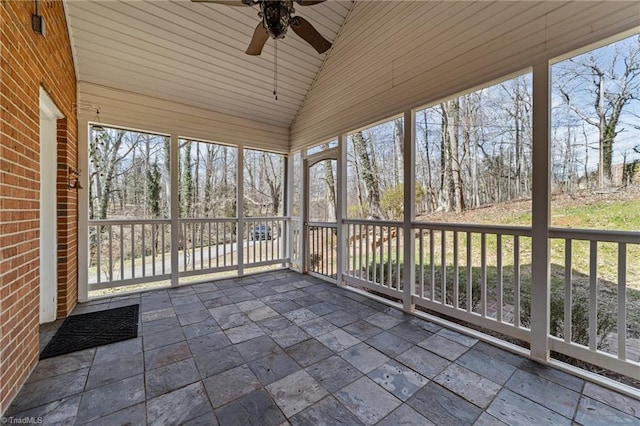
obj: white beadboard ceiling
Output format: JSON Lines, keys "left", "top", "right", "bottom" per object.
{"left": 66, "top": 0, "right": 352, "bottom": 129}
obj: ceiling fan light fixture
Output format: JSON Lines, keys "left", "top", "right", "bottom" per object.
{"left": 261, "top": 0, "right": 292, "bottom": 39}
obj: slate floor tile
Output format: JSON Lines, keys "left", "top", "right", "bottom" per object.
{"left": 266, "top": 369, "right": 328, "bottom": 417}
{"left": 182, "top": 317, "right": 221, "bottom": 339}
{"left": 377, "top": 404, "right": 434, "bottom": 426}
{"left": 181, "top": 410, "right": 219, "bottom": 426}
{"left": 387, "top": 321, "right": 433, "bottom": 344}
{"left": 364, "top": 312, "right": 404, "bottom": 330}
{"left": 306, "top": 355, "right": 363, "bottom": 393}
{"left": 146, "top": 381, "right": 212, "bottom": 426}
{"left": 366, "top": 331, "right": 413, "bottom": 358}
{"left": 187, "top": 331, "right": 231, "bottom": 357}
{"left": 27, "top": 348, "right": 95, "bottom": 382}
{"left": 574, "top": 395, "right": 640, "bottom": 425}
{"left": 455, "top": 347, "right": 517, "bottom": 385}
{"left": 80, "top": 402, "right": 146, "bottom": 426}
{"left": 323, "top": 310, "right": 359, "bottom": 327}
{"left": 203, "top": 364, "right": 262, "bottom": 408}
{"left": 519, "top": 359, "right": 585, "bottom": 392}
{"left": 407, "top": 382, "right": 482, "bottom": 426}
{"left": 9, "top": 368, "right": 89, "bottom": 413}
{"left": 368, "top": 360, "right": 428, "bottom": 401}
{"left": 142, "top": 307, "right": 176, "bottom": 322}
{"left": 434, "top": 363, "right": 501, "bottom": 408}
{"left": 419, "top": 334, "right": 469, "bottom": 361}
{"left": 486, "top": 388, "right": 572, "bottom": 426}
{"left": 144, "top": 340, "right": 192, "bottom": 370}
{"left": 334, "top": 376, "right": 402, "bottom": 425}
{"left": 194, "top": 345, "right": 244, "bottom": 378}
{"left": 343, "top": 319, "right": 384, "bottom": 340}
{"left": 144, "top": 327, "right": 185, "bottom": 351}
{"left": 298, "top": 317, "right": 338, "bottom": 337}
{"left": 316, "top": 329, "right": 361, "bottom": 352}
{"left": 395, "top": 345, "right": 450, "bottom": 379}
{"left": 236, "top": 335, "right": 281, "bottom": 362}
{"left": 145, "top": 358, "right": 201, "bottom": 399}
{"left": 178, "top": 309, "right": 212, "bottom": 326}
{"left": 214, "top": 389, "right": 286, "bottom": 426}
{"left": 94, "top": 337, "right": 143, "bottom": 365}
{"left": 582, "top": 382, "right": 640, "bottom": 419}
{"left": 270, "top": 324, "right": 311, "bottom": 348}
{"left": 247, "top": 305, "right": 280, "bottom": 321}
{"left": 286, "top": 339, "right": 334, "bottom": 368}
{"left": 76, "top": 374, "right": 145, "bottom": 424}
{"left": 409, "top": 318, "right": 442, "bottom": 333}
{"left": 284, "top": 308, "right": 319, "bottom": 325}
{"left": 225, "top": 322, "right": 265, "bottom": 344}
{"left": 143, "top": 316, "right": 181, "bottom": 335}
{"left": 505, "top": 369, "right": 581, "bottom": 418}
{"left": 473, "top": 341, "right": 524, "bottom": 367}
{"left": 306, "top": 302, "right": 340, "bottom": 316}
{"left": 248, "top": 349, "right": 302, "bottom": 385}
{"left": 290, "top": 396, "right": 364, "bottom": 426}
{"left": 436, "top": 327, "right": 478, "bottom": 347}
{"left": 340, "top": 342, "right": 390, "bottom": 374}
{"left": 474, "top": 412, "right": 509, "bottom": 426}
{"left": 86, "top": 352, "right": 144, "bottom": 390}
{"left": 10, "top": 395, "right": 81, "bottom": 426}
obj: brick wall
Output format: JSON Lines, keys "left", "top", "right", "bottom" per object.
{"left": 0, "top": 0, "right": 77, "bottom": 414}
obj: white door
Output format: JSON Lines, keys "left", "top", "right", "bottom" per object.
{"left": 39, "top": 88, "right": 63, "bottom": 324}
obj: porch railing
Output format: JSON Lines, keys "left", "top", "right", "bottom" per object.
{"left": 88, "top": 216, "right": 290, "bottom": 291}
{"left": 308, "top": 222, "right": 337, "bottom": 278}
{"left": 341, "top": 218, "right": 640, "bottom": 379}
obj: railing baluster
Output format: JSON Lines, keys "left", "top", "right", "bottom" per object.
{"left": 514, "top": 236, "right": 520, "bottom": 327}
{"left": 480, "top": 233, "right": 486, "bottom": 317}
{"left": 466, "top": 232, "right": 472, "bottom": 312}
{"left": 162, "top": 223, "right": 166, "bottom": 275}
{"left": 380, "top": 226, "right": 385, "bottom": 286}
{"left": 223, "top": 223, "right": 227, "bottom": 267}
{"left": 387, "top": 226, "right": 392, "bottom": 289}
{"left": 131, "top": 224, "right": 135, "bottom": 279}
{"left": 352, "top": 224, "right": 357, "bottom": 277}
{"left": 589, "top": 241, "right": 598, "bottom": 351}
{"left": 453, "top": 231, "right": 459, "bottom": 309}
{"left": 142, "top": 224, "right": 146, "bottom": 277}
{"left": 199, "top": 222, "right": 204, "bottom": 270}
{"left": 120, "top": 224, "right": 124, "bottom": 280}
{"left": 365, "top": 224, "right": 370, "bottom": 283}
{"left": 496, "top": 234, "right": 502, "bottom": 322}
{"left": 618, "top": 242, "right": 627, "bottom": 361}
{"left": 97, "top": 226, "right": 102, "bottom": 284}
{"left": 108, "top": 224, "right": 113, "bottom": 282}
{"left": 396, "top": 226, "right": 400, "bottom": 291}
{"left": 441, "top": 230, "right": 446, "bottom": 304}
{"left": 208, "top": 222, "right": 212, "bottom": 270}
{"left": 564, "top": 239, "right": 572, "bottom": 343}
{"left": 152, "top": 224, "right": 157, "bottom": 276}
{"left": 191, "top": 222, "right": 196, "bottom": 271}
{"left": 359, "top": 223, "right": 364, "bottom": 281}
{"left": 419, "top": 230, "right": 424, "bottom": 298}
{"left": 430, "top": 229, "right": 435, "bottom": 301}
{"left": 372, "top": 225, "right": 377, "bottom": 285}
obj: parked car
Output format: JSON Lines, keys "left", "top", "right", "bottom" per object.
{"left": 251, "top": 224, "right": 272, "bottom": 240}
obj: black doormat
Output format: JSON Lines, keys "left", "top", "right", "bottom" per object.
{"left": 40, "top": 304, "right": 139, "bottom": 360}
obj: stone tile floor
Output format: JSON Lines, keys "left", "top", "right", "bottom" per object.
{"left": 6, "top": 270, "right": 640, "bottom": 425}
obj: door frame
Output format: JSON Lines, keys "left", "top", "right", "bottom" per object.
{"left": 39, "top": 87, "right": 63, "bottom": 323}
{"left": 302, "top": 148, "right": 339, "bottom": 277}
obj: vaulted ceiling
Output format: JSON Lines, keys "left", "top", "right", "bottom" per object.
{"left": 65, "top": 0, "right": 352, "bottom": 129}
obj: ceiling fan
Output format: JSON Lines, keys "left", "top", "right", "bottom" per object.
{"left": 192, "top": 0, "right": 332, "bottom": 55}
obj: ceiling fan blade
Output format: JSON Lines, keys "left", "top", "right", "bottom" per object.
{"left": 191, "top": 0, "right": 250, "bottom": 6}
{"left": 246, "top": 23, "right": 270, "bottom": 55}
{"left": 295, "top": 0, "right": 327, "bottom": 5}
{"left": 290, "top": 16, "right": 331, "bottom": 54}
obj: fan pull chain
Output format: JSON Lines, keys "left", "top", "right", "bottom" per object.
{"left": 273, "top": 39, "right": 278, "bottom": 101}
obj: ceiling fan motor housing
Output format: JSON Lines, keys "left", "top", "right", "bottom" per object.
{"left": 261, "top": 0, "right": 293, "bottom": 39}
